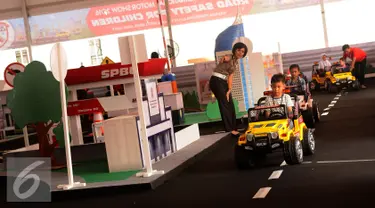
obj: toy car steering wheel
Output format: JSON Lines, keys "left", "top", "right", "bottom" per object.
{"left": 269, "top": 112, "right": 284, "bottom": 119}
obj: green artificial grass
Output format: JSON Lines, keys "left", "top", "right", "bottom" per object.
{"left": 53, "top": 159, "right": 139, "bottom": 183}
{"left": 182, "top": 111, "right": 247, "bottom": 125}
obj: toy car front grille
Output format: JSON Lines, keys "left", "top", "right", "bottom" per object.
{"left": 266, "top": 123, "right": 276, "bottom": 127}
{"left": 254, "top": 136, "right": 269, "bottom": 147}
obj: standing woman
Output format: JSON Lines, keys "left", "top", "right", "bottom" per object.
{"left": 209, "top": 42, "right": 248, "bottom": 137}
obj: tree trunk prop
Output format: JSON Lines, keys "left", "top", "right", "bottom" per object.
{"left": 34, "top": 122, "right": 59, "bottom": 167}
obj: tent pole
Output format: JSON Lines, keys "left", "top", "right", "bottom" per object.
{"left": 22, "top": 0, "right": 33, "bottom": 61}
{"left": 320, "top": 0, "right": 329, "bottom": 48}
{"left": 21, "top": 0, "right": 33, "bottom": 147}
{"left": 156, "top": 0, "right": 171, "bottom": 73}
{"left": 164, "top": 0, "right": 176, "bottom": 69}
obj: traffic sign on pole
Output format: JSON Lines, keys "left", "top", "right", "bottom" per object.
{"left": 4, "top": 63, "right": 25, "bottom": 88}
{"left": 50, "top": 42, "right": 86, "bottom": 190}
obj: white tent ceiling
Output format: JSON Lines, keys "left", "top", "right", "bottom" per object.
{"left": 0, "top": 0, "right": 134, "bottom": 21}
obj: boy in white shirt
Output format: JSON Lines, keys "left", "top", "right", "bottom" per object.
{"left": 264, "top": 73, "right": 294, "bottom": 118}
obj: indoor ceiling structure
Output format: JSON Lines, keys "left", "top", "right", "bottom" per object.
{"left": 0, "top": 0, "right": 134, "bottom": 20}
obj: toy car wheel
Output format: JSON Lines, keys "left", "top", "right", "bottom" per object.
{"left": 283, "top": 136, "right": 303, "bottom": 165}
{"left": 301, "top": 109, "right": 314, "bottom": 128}
{"left": 324, "top": 80, "right": 330, "bottom": 91}
{"left": 312, "top": 101, "right": 320, "bottom": 123}
{"left": 234, "top": 145, "right": 256, "bottom": 169}
{"left": 310, "top": 81, "right": 319, "bottom": 91}
{"left": 302, "top": 128, "right": 315, "bottom": 155}
{"left": 352, "top": 80, "right": 360, "bottom": 90}
{"left": 325, "top": 80, "right": 338, "bottom": 93}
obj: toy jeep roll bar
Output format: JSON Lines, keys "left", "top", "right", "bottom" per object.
{"left": 249, "top": 94, "right": 299, "bottom": 122}
{"left": 248, "top": 104, "right": 288, "bottom": 122}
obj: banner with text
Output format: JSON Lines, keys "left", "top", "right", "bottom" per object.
{"left": 0, "top": 0, "right": 342, "bottom": 50}
{"left": 86, "top": 0, "right": 253, "bottom": 36}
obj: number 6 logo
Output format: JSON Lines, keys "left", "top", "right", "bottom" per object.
{"left": 13, "top": 161, "right": 45, "bottom": 199}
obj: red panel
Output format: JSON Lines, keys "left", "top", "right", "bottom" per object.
{"left": 67, "top": 99, "right": 104, "bottom": 116}
{"left": 65, "top": 58, "right": 167, "bottom": 85}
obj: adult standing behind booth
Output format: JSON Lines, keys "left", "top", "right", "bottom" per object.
{"left": 209, "top": 42, "right": 248, "bottom": 137}
{"left": 151, "top": 52, "right": 160, "bottom": 59}
{"left": 342, "top": 44, "right": 367, "bottom": 89}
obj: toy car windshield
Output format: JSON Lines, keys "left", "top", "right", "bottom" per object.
{"left": 331, "top": 63, "right": 349, "bottom": 74}
{"left": 248, "top": 104, "right": 288, "bottom": 122}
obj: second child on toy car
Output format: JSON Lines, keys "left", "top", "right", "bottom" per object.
{"left": 336, "top": 57, "right": 350, "bottom": 73}
{"left": 286, "top": 64, "right": 307, "bottom": 95}
{"left": 264, "top": 74, "right": 294, "bottom": 118}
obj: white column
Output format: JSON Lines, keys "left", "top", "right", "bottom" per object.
{"left": 21, "top": 0, "right": 32, "bottom": 147}
{"left": 110, "top": 85, "right": 115, "bottom": 96}
{"left": 320, "top": 0, "right": 329, "bottom": 48}
{"left": 22, "top": 0, "right": 33, "bottom": 60}
{"left": 68, "top": 90, "right": 84, "bottom": 145}
{"left": 278, "top": 42, "right": 284, "bottom": 74}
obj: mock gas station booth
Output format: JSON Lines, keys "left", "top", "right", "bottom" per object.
{"left": 64, "top": 57, "right": 184, "bottom": 171}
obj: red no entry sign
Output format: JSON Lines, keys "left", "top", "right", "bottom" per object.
{"left": 4, "top": 62, "right": 25, "bottom": 88}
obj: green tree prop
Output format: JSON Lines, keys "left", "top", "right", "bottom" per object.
{"left": 53, "top": 122, "right": 72, "bottom": 148}
{"left": 206, "top": 99, "right": 240, "bottom": 120}
{"left": 7, "top": 61, "right": 68, "bottom": 166}
{"left": 182, "top": 91, "right": 201, "bottom": 111}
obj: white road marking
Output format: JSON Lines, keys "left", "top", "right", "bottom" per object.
{"left": 268, "top": 170, "right": 283, "bottom": 180}
{"left": 334, "top": 97, "right": 340, "bottom": 100}
{"left": 343, "top": 87, "right": 347, "bottom": 90}
{"left": 321, "top": 112, "right": 329, "bottom": 116}
{"left": 302, "top": 161, "right": 312, "bottom": 164}
{"left": 317, "top": 159, "right": 375, "bottom": 164}
{"left": 280, "top": 160, "right": 287, "bottom": 166}
{"left": 253, "top": 187, "right": 272, "bottom": 199}
{"left": 365, "top": 73, "right": 375, "bottom": 78}
{"left": 328, "top": 104, "right": 334, "bottom": 107}
{"left": 331, "top": 100, "right": 337, "bottom": 104}
{"left": 215, "top": 131, "right": 226, "bottom": 134}
{"left": 337, "top": 94, "right": 342, "bottom": 97}
{"left": 324, "top": 108, "right": 330, "bottom": 111}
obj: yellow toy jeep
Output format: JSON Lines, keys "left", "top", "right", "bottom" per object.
{"left": 310, "top": 62, "right": 359, "bottom": 92}
{"left": 235, "top": 96, "right": 315, "bottom": 169}
{"left": 329, "top": 62, "right": 360, "bottom": 91}
{"left": 309, "top": 62, "right": 335, "bottom": 92}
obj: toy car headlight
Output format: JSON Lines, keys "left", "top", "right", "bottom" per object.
{"left": 246, "top": 133, "right": 254, "bottom": 142}
{"left": 270, "top": 132, "right": 278, "bottom": 139}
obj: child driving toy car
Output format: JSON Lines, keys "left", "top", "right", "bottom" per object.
{"left": 286, "top": 64, "right": 307, "bottom": 95}
{"left": 264, "top": 73, "right": 294, "bottom": 119}
{"left": 337, "top": 57, "right": 350, "bottom": 72}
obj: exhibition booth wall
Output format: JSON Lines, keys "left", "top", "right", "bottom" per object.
{"left": 0, "top": 0, "right": 371, "bottom": 80}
